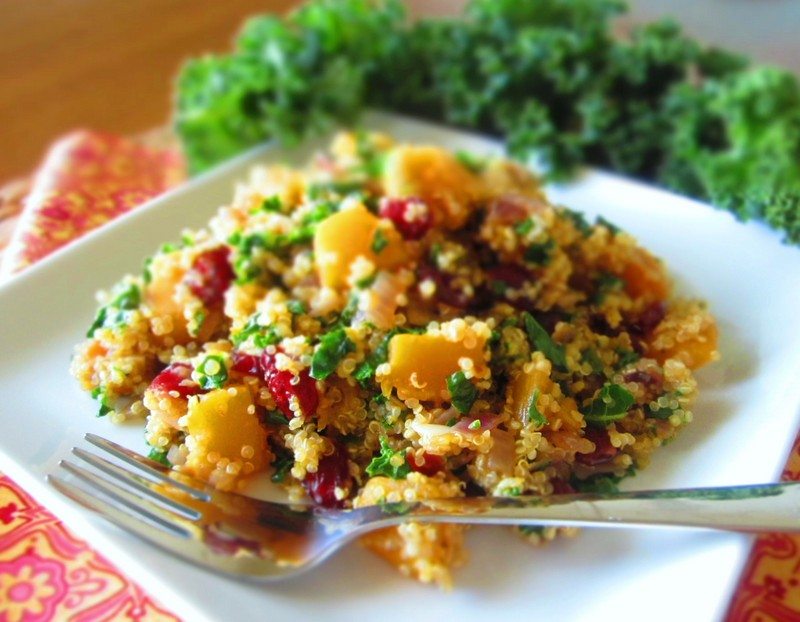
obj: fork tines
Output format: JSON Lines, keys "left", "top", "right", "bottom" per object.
{"left": 48, "top": 433, "right": 210, "bottom": 541}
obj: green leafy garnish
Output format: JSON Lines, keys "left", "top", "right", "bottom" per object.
{"left": 147, "top": 447, "right": 171, "bottom": 467}
{"left": 455, "top": 149, "right": 487, "bottom": 173}
{"left": 231, "top": 314, "right": 281, "bottom": 348}
{"left": 583, "top": 383, "right": 635, "bottom": 426}
{"left": 522, "top": 312, "right": 567, "bottom": 371}
{"left": 514, "top": 218, "right": 534, "bottom": 236}
{"left": 258, "top": 195, "right": 283, "bottom": 213}
{"left": 90, "top": 387, "right": 112, "bottom": 417}
{"left": 646, "top": 393, "right": 681, "bottom": 419}
{"left": 271, "top": 452, "right": 294, "bottom": 483}
{"left": 354, "top": 329, "right": 398, "bottom": 387}
{"left": 581, "top": 349, "right": 604, "bottom": 374}
{"left": 287, "top": 300, "right": 307, "bottom": 315}
{"left": 311, "top": 327, "right": 355, "bottom": 380}
{"left": 265, "top": 410, "right": 290, "bottom": 426}
{"left": 365, "top": 437, "right": 411, "bottom": 479}
{"left": 615, "top": 349, "right": 641, "bottom": 369}
{"left": 571, "top": 467, "right": 636, "bottom": 493}
{"left": 371, "top": 229, "right": 388, "bottom": 254}
{"left": 446, "top": 371, "right": 478, "bottom": 414}
{"left": 560, "top": 209, "right": 592, "bottom": 237}
{"left": 195, "top": 354, "right": 228, "bottom": 390}
{"left": 593, "top": 272, "right": 625, "bottom": 304}
{"left": 595, "top": 216, "right": 621, "bottom": 235}
{"left": 527, "top": 388, "right": 547, "bottom": 427}
{"left": 523, "top": 239, "right": 554, "bottom": 265}
{"left": 86, "top": 282, "right": 142, "bottom": 338}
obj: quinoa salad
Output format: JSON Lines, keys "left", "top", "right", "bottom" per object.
{"left": 71, "top": 132, "right": 719, "bottom": 587}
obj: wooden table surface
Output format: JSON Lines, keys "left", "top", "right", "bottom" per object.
{"left": 0, "top": 0, "right": 466, "bottom": 183}
{"left": 2, "top": 0, "right": 798, "bottom": 182}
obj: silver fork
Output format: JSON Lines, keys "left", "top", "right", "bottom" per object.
{"left": 48, "top": 433, "right": 800, "bottom": 580}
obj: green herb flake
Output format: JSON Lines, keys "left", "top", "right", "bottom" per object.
{"left": 560, "top": 209, "right": 592, "bottom": 237}
{"left": 90, "top": 387, "right": 112, "bottom": 417}
{"left": 147, "top": 447, "right": 171, "bottom": 467}
{"left": 366, "top": 437, "right": 411, "bottom": 479}
{"left": 581, "top": 348, "right": 605, "bottom": 374}
{"left": 522, "top": 312, "right": 567, "bottom": 371}
{"left": 271, "top": 452, "right": 294, "bottom": 484}
{"left": 232, "top": 314, "right": 281, "bottom": 348}
{"left": 596, "top": 216, "right": 621, "bottom": 235}
{"left": 527, "top": 388, "right": 547, "bottom": 427}
{"left": 195, "top": 354, "right": 228, "bottom": 390}
{"left": 583, "top": 383, "right": 635, "bottom": 426}
{"left": 265, "top": 410, "right": 290, "bottom": 426}
{"left": 354, "top": 329, "right": 398, "bottom": 387}
{"left": 615, "top": 349, "right": 640, "bottom": 369}
{"left": 142, "top": 257, "right": 153, "bottom": 284}
{"left": 468, "top": 419, "right": 481, "bottom": 430}
{"left": 287, "top": 300, "right": 307, "bottom": 315}
{"left": 356, "top": 274, "right": 377, "bottom": 289}
{"left": 593, "top": 272, "right": 625, "bottom": 304}
{"left": 515, "top": 218, "right": 534, "bottom": 236}
{"left": 523, "top": 239, "right": 554, "bottom": 265}
{"left": 371, "top": 228, "right": 389, "bottom": 254}
{"left": 646, "top": 393, "right": 680, "bottom": 420}
{"left": 86, "top": 282, "right": 142, "bottom": 338}
{"left": 258, "top": 195, "right": 283, "bottom": 213}
{"left": 455, "top": 149, "right": 487, "bottom": 174}
{"left": 311, "top": 327, "right": 355, "bottom": 380}
{"left": 446, "top": 371, "right": 478, "bottom": 414}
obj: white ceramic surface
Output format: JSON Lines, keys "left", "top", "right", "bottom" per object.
{"left": 1, "top": 112, "right": 800, "bottom": 622}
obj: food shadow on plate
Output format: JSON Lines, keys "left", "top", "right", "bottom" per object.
{"left": 670, "top": 317, "right": 757, "bottom": 457}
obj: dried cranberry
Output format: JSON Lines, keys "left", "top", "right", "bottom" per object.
{"left": 185, "top": 247, "right": 235, "bottom": 307}
{"left": 149, "top": 362, "right": 203, "bottom": 398}
{"left": 231, "top": 351, "right": 262, "bottom": 376}
{"left": 628, "top": 301, "right": 666, "bottom": 336}
{"left": 589, "top": 313, "right": 621, "bottom": 337}
{"left": 417, "top": 263, "right": 473, "bottom": 309}
{"left": 623, "top": 369, "right": 663, "bottom": 391}
{"left": 550, "top": 478, "right": 576, "bottom": 495}
{"left": 486, "top": 263, "right": 532, "bottom": 291}
{"left": 303, "top": 444, "right": 352, "bottom": 508}
{"left": 576, "top": 427, "right": 618, "bottom": 466}
{"left": 261, "top": 350, "right": 319, "bottom": 419}
{"left": 379, "top": 197, "right": 432, "bottom": 240}
{"left": 406, "top": 452, "right": 445, "bottom": 476}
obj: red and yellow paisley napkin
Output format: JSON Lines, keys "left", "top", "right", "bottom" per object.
{"left": 0, "top": 129, "right": 797, "bottom": 621}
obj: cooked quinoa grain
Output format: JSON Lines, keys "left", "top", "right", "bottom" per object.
{"left": 71, "top": 132, "right": 719, "bottom": 587}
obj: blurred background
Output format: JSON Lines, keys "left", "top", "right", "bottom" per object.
{"left": 1, "top": 0, "right": 799, "bottom": 181}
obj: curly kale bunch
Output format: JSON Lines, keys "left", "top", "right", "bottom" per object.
{"left": 175, "top": 0, "right": 800, "bottom": 244}
{"left": 175, "top": 0, "right": 405, "bottom": 173}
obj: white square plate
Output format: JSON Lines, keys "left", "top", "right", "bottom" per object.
{"left": 2, "top": 112, "right": 800, "bottom": 622}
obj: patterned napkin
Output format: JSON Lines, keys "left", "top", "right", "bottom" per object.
{"left": 0, "top": 129, "right": 797, "bottom": 621}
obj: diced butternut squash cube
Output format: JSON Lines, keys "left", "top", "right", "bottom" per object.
{"left": 384, "top": 331, "right": 488, "bottom": 402}
{"left": 184, "top": 386, "right": 268, "bottom": 484}
{"left": 313, "top": 204, "right": 408, "bottom": 289}
{"left": 647, "top": 303, "right": 719, "bottom": 369}
{"left": 507, "top": 357, "right": 552, "bottom": 423}
{"left": 383, "top": 145, "right": 485, "bottom": 230}
{"left": 622, "top": 247, "right": 670, "bottom": 300}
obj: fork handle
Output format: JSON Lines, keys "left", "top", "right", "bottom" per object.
{"left": 352, "top": 482, "right": 800, "bottom": 534}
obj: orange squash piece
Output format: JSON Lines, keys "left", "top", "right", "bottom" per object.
{"left": 385, "top": 331, "right": 488, "bottom": 402}
{"left": 313, "top": 204, "right": 408, "bottom": 289}
{"left": 622, "top": 247, "right": 670, "bottom": 300}
{"left": 383, "top": 145, "right": 485, "bottom": 230}
{"left": 185, "top": 385, "right": 268, "bottom": 481}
